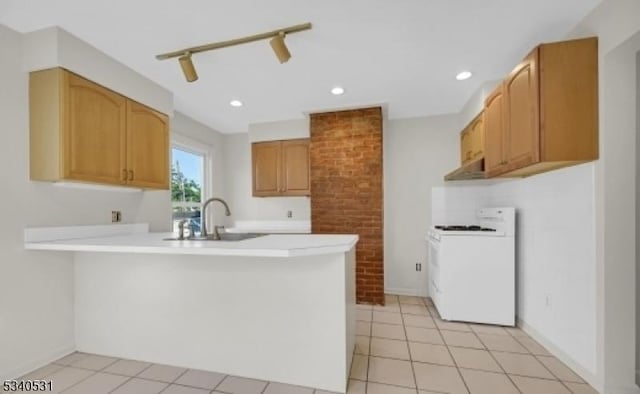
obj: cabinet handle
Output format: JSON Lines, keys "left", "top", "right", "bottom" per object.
{"left": 122, "top": 169, "right": 127, "bottom": 181}
{"left": 128, "top": 170, "right": 134, "bottom": 181}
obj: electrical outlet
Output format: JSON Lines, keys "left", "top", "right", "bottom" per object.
{"left": 416, "top": 263, "right": 422, "bottom": 272}
{"left": 111, "top": 211, "right": 122, "bottom": 223}
{"left": 287, "top": 210, "right": 293, "bottom": 218}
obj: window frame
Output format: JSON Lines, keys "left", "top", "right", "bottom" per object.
{"left": 170, "top": 132, "right": 213, "bottom": 230}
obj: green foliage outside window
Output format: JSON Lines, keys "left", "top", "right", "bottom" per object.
{"left": 171, "top": 164, "right": 201, "bottom": 203}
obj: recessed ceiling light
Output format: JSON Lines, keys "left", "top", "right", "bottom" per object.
{"left": 456, "top": 71, "right": 473, "bottom": 81}
{"left": 331, "top": 86, "right": 345, "bottom": 95}
{"left": 229, "top": 100, "right": 243, "bottom": 107}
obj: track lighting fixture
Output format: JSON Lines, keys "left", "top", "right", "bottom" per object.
{"left": 178, "top": 52, "right": 198, "bottom": 82}
{"left": 270, "top": 32, "right": 291, "bottom": 64}
{"left": 156, "top": 23, "right": 312, "bottom": 82}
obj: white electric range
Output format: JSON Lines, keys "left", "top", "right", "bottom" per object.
{"left": 427, "top": 207, "right": 515, "bottom": 326}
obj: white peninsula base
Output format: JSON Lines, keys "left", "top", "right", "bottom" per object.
{"left": 25, "top": 225, "right": 357, "bottom": 393}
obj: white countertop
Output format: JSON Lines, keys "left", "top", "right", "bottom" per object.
{"left": 24, "top": 224, "right": 357, "bottom": 257}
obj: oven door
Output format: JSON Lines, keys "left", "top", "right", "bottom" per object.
{"left": 427, "top": 232, "right": 441, "bottom": 301}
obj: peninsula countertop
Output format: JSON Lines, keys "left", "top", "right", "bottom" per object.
{"left": 24, "top": 224, "right": 358, "bottom": 258}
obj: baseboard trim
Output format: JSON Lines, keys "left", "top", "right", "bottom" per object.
{"left": 385, "top": 287, "right": 428, "bottom": 297}
{"left": 2, "top": 343, "right": 75, "bottom": 381}
{"left": 517, "top": 318, "right": 601, "bottom": 391}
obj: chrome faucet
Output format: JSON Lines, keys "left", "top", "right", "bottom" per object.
{"left": 178, "top": 219, "right": 188, "bottom": 240}
{"left": 177, "top": 219, "right": 194, "bottom": 240}
{"left": 201, "top": 197, "right": 231, "bottom": 240}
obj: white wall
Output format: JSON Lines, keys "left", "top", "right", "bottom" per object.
{"left": 0, "top": 24, "right": 172, "bottom": 380}
{"left": 431, "top": 184, "right": 493, "bottom": 225}
{"left": 249, "top": 118, "right": 308, "bottom": 143}
{"left": 171, "top": 112, "right": 228, "bottom": 226}
{"left": 457, "top": 80, "right": 501, "bottom": 129}
{"left": 223, "top": 133, "right": 310, "bottom": 222}
{"left": 223, "top": 118, "right": 311, "bottom": 223}
{"left": 568, "top": 1, "right": 640, "bottom": 392}
{"left": 22, "top": 27, "right": 173, "bottom": 115}
{"left": 383, "top": 115, "right": 460, "bottom": 296}
{"left": 489, "top": 164, "right": 598, "bottom": 380}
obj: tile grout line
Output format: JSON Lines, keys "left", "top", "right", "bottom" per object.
{"left": 423, "top": 297, "right": 581, "bottom": 393}
{"left": 531, "top": 353, "right": 586, "bottom": 384}
{"left": 106, "top": 376, "right": 134, "bottom": 394}
{"left": 472, "top": 325, "right": 556, "bottom": 392}
{"left": 213, "top": 375, "right": 233, "bottom": 394}
{"left": 59, "top": 355, "right": 122, "bottom": 393}
{"left": 365, "top": 304, "right": 374, "bottom": 394}
{"left": 157, "top": 367, "right": 191, "bottom": 393}
{"left": 560, "top": 380, "right": 582, "bottom": 394}
{"left": 483, "top": 340, "right": 525, "bottom": 393}
{"left": 211, "top": 373, "right": 230, "bottom": 393}
{"left": 477, "top": 325, "right": 590, "bottom": 391}
{"left": 427, "top": 299, "right": 472, "bottom": 394}
{"left": 57, "top": 369, "right": 99, "bottom": 393}
{"left": 106, "top": 359, "right": 158, "bottom": 393}
{"left": 259, "top": 378, "right": 269, "bottom": 394}
{"left": 398, "top": 297, "right": 419, "bottom": 394}
{"left": 502, "top": 337, "right": 568, "bottom": 384}
{"left": 23, "top": 363, "right": 66, "bottom": 381}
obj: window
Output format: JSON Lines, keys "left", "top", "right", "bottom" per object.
{"left": 171, "top": 146, "right": 205, "bottom": 234}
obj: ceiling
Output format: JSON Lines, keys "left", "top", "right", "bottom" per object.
{"left": 0, "top": 0, "right": 600, "bottom": 133}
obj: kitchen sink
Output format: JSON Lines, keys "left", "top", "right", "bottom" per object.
{"left": 163, "top": 233, "right": 266, "bottom": 242}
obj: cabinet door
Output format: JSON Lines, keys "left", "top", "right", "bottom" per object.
{"left": 470, "top": 113, "right": 484, "bottom": 160}
{"left": 252, "top": 141, "right": 282, "bottom": 196}
{"left": 484, "top": 84, "right": 509, "bottom": 177}
{"left": 282, "top": 139, "right": 310, "bottom": 196}
{"left": 460, "top": 129, "right": 472, "bottom": 165}
{"left": 63, "top": 72, "right": 127, "bottom": 184}
{"left": 126, "top": 100, "right": 170, "bottom": 189}
{"left": 504, "top": 50, "right": 540, "bottom": 170}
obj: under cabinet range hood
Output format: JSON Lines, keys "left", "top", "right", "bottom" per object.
{"left": 444, "top": 158, "right": 486, "bottom": 181}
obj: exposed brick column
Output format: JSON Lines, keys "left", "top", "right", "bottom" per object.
{"left": 310, "top": 107, "right": 384, "bottom": 305}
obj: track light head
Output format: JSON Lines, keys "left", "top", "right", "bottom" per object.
{"left": 178, "top": 52, "right": 198, "bottom": 82}
{"left": 270, "top": 32, "right": 291, "bottom": 64}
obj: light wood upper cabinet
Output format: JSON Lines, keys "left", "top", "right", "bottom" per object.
{"left": 484, "top": 85, "right": 508, "bottom": 177}
{"left": 281, "top": 139, "right": 311, "bottom": 195}
{"left": 459, "top": 112, "right": 485, "bottom": 166}
{"left": 63, "top": 72, "right": 127, "bottom": 184}
{"left": 30, "top": 68, "right": 170, "bottom": 189}
{"left": 252, "top": 141, "right": 282, "bottom": 196}
{"left": 126, "top": 101, "right": 170, "bottom": 189}
{"left": 503, "top": 50, "right": 540, "bottom": 173}
{"left": 484, "top": 37, "right": 598, "bottom": 178}
{"left": 460, "top": 128, "right": 472, "bottom": 165}
{"left": 469, "top": 112, "right": 484, "bottom": 160}
{"left": 252, "top": 138, "right": 310, "bottom": 197}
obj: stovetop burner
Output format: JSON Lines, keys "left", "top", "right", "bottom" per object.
{"left": 434, "top": 225, "right": 497, "bottom": 232}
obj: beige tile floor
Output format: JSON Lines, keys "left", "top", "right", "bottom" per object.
{"left": 13, "top": 294, "right": 598, "bottom": 394}
{"left": 349, "top": 294, "right": 598, "bottom": 394}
